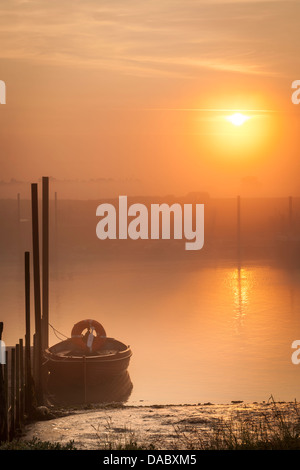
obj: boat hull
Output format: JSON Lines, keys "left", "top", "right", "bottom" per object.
{"left": 43, "top": 337, "right": 132, "bottom": 403}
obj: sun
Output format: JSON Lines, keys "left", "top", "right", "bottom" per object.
{"left": 226, "top": 112, "right": 251, "bottom": 126}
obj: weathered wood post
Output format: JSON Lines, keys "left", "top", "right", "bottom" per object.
{"left": 31, "top": 183, "right": 43, "bottom": 404}
{"left": 0, "top": 322, "right": 8, "bottom": 443}
{"left": 4, "top": 350, "right": 8, "bottom": 441}
{"left": 42, "top": 177, "right": 49, "bottom": 351}
{"left": 10, "top": 347, "right": 15, "bottom": 439}
{"left": 24, "top": 251, "right": 33, "bottom": 415}
{"left": 15, "top": 343, "right": 20, "bottom": 430}
{"left": 19, "top": 338, "right": 24, "bottom": 423}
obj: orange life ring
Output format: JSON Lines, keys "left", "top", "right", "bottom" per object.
{"left": 71, "top": 319, "right": 106, "bottom": 352}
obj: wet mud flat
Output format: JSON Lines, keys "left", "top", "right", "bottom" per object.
{"left": 23, "top": 400, "right": 300, "bottom": 450}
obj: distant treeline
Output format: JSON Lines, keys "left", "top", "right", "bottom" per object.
{"left": 0, "top": 196, "right": 299, "bottom": 264}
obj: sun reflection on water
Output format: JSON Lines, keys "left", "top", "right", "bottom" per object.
{"left": 227, "top": 267, "right": 254, "bottom": 329}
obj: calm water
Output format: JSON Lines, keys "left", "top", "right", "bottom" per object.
{"left": 1, "top": 258, "right": 300, "bottom": 405}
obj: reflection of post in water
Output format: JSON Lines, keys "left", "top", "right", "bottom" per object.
{"left": 236, "top": 195, "right": 242, "bottom": 321}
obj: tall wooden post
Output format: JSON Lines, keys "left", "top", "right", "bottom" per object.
{"left": 42, "top": 177, "right": 49, "bottom": 350}
{"left": 31, "top": 183, "right": 43, "bottom": 404}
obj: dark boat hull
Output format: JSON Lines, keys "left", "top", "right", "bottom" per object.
{"left": 44, "top": 337, "right": 132, "bottom": 385}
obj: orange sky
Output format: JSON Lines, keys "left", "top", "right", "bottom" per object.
{"left": 0, "top": 0, "right": 299, "bottom": 198}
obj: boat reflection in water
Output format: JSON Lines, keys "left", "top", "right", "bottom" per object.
{"left": 44, "top": 319, "right": 133, "bottom": 405}
{"left": 46, "top": 369, "right": 133, "bottom": 405}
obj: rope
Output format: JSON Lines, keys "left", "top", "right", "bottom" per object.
{"left": 48, "top": 323, "right": 70, "bottom": 342}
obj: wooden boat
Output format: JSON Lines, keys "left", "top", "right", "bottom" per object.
{"left": 44, "top": 320, "right": 132, "bottom": 388}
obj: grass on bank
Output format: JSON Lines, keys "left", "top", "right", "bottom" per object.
{"left": 1, "top": 397, "right": 300, "bottom": 450}
{"left": 174, "top": 398, "right": 300, "bottom": 450}
{"left": 0, "top": 437, "right": 76, "bottom": 450}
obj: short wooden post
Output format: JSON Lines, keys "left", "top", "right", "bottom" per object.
{"left": 0, "top": 322, "right": 8, "bottom": 443}
{"left": 32, "top": 333, "right": 36, "bottom": 385}
{"left": 4, "top": 351, "right": 9, "bottom": 441}
{"left": 15, "top": 343, "right": 20, "bottom": 430}
{"left": 19, "top": 338, "right": 24, "bottom": 423}
{"left": 10, "top": 348, "right": 15, "bottom": 439}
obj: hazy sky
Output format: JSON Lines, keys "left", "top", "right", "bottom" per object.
{"left": 0, "top": 0, "right": 299, "bottom": 198}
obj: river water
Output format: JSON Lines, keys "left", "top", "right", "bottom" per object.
{"left": 1, "top": 254, "right": 300, "bottom": 405}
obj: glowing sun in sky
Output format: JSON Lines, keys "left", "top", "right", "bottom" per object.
{"left": 226, "top": 112, "right": 251, "bottom": 126}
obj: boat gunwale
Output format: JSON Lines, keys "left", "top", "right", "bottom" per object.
{"left": 44, "top": 337, "right": 132, "bottom": 363}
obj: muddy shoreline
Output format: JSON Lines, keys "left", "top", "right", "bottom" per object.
{"left": 22, "top": 400, "right": 300, "bottom": 450}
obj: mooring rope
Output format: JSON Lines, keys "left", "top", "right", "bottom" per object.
{"left": 48, "top": 323, "right": 70, "bottom": 342}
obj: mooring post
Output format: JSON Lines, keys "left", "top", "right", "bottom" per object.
{"left": 31, "top": 183, "right": 43, "bottom": 404}
{"left": 42, "top": 177, "right": 49, "bottom": 351}
{"left": 10, "top": 348, "right": 15, "bottom": 439}
{"left": 15, "top": 343, "right": 20, "bottom": 430}
{"left": 24, "top": 251, "right": 32, "bottom": 414}
{"left": 0, "top": 322, "right": 8, "bottom": 443}
{"left": 4, "top": 351, "right": 8, "bottom": 441}
{"left": 19, "top": 338, "right": 24, "bottom": 423}
{"left": 32, "top": 333, "right": 36, "bottom": 386}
